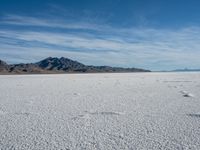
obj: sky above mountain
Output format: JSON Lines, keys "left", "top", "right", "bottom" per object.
{"left": 0, "top": 0, "right": 200, "bottom": 71}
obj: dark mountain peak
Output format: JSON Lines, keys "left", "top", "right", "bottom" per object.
{"left": 60, "top": 57, "right": 68, "bottom": 60}
{"left": 59, "top": 57, "right": 73, "bottom": 62}
{"left": 36, "top": 57, "right": 86, "bottom": 71}
{"left": 40, "top": 57, "right": 58, "bottom": 62}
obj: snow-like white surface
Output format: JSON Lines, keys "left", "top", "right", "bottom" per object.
{"left": 0, "top": 72, "right": 200, "bottom": 150}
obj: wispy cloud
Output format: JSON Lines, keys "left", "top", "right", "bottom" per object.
{"left": 0, "top": 14, "right": 200, "bottom": 70}
{"left": 1, "top": 14, "right": 109, "bottom": 31}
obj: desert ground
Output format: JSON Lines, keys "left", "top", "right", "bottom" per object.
{"left": 0, "top": 72, "right": 200, "bottom": 150}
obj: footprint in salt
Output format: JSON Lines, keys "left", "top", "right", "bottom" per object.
{"left": 87, "top": 111, "right": 125, "bottom": 116}
{"left": 0, "top": 109, "right": 7, "bottom": 116}
{"left": 187, "top": 114, "right": 200, "bottom": 118}
{"left": 183, "top": 93, "right": 194, "bottom": 98}
{"left": 180, "top": 91, "right": 194, "bottom": 98}
{"left": 73, "top": 93, "right": 81, "bottom": 96}
{"left": 72, "top": 110, "right": 125, "bottom": 120}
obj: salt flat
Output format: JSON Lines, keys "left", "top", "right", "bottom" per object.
{"left": 0, "top": 72, "right": 200, "bottom": 150}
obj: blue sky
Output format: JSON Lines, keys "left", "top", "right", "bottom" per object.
{"left": 0, "top": 0, "right": 200, "bottom": 70}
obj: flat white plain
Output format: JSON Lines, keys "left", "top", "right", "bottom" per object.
{"left": 0, "top": 72, "right": 200, "bottom": 150}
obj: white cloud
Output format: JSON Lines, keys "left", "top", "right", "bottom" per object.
{"left": 1, "top": 15, "right": 200, "bottom": 70}
{"left": 1, "top": 14, "right": 109, "bottom": 31}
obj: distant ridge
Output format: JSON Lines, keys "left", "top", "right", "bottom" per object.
{"left": 0, "top": 57, "right": 150, "bottom": 74}
{"left": 173, "top": 68, "right": 200, "bottom": 72}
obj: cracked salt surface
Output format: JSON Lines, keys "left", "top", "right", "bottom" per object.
{"left": 0, "top": 72, "right": 200, "bottom": 150}
{"left": 0, "top": 110, "right": 6, "bottom": 115}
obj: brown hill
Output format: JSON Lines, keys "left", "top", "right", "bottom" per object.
{"left": 0, "top": 57, "right": 150, "bottom": 74}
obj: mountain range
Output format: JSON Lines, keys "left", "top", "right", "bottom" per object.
{"left": 172, "top": 68, "right": 200, "bottom": 72}
{"left": 0, "top": 57, "right": 150, "bottom": 74}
